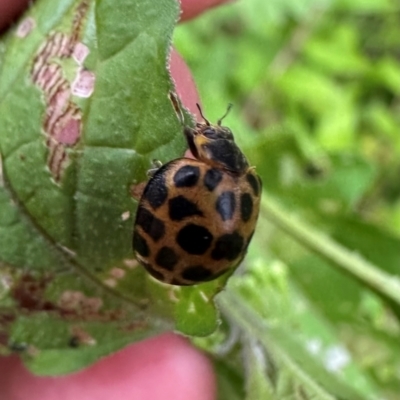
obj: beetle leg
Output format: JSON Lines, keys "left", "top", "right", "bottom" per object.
{"left": 147, "top": 159, "right": 163, "bottom": 177}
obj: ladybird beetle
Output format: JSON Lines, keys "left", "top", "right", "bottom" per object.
{"left": 133, "top": 104, "right": 261, "bottom": 286}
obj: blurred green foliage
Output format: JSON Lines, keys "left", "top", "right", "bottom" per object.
{"left": 175, "top": 0, "right": 400, "bottom": 398}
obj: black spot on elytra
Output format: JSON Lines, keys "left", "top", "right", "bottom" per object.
{"left": 216, "top": 191, "right": 236, "bottom": 221}
{"left": 246, "top": 173, "right": 260, "bottom": 197}
{"left": 181, "top": 265, "right": 213, "bottom": 282}
{"left": 142, "top": 261, "right": 165, "bottom": 281}
{"left": 155, "top": 246, "right": 178, "bottom": 271}
{"left": 211, "top": 232, "right": 244, "bottom": 261}
{"left": 173, "top": 165, "right": 200, "bottom": 187}
{"left": 240, "top": 193, "right": 253, "bottom": 222}
{"left": 177, "top": 224, "right": 213, "bottom": 255}
{"left": 135, "top": 207, "right": 165, "bottom": 242}
{"left": 133, "top": 231, "right": 150, "bottom": 257}
{"left": 169, "top": 196, "right": 203, "bottom": 221}
{"left": 204, "top": 168, "right": 223, "bottom": 191}
{"left": 143, "top": 171, "right": 168, "bottom": 209}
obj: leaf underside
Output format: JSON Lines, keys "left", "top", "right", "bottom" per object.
{"left": 0, "top": 0, "right": 222, "bottom": 375}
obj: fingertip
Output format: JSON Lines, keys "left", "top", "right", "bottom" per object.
{"left": 180, "top": 0, "right": 231, "bottom": 22}
{"left": 170, "top": 49, "right": 201, "bottom": 118}
{"left": 0, "top": 333, "right": 216, "bottom": 400}
{"left": 0, "top": 0, "right": 31, "bottom": 32}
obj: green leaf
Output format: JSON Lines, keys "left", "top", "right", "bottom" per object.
{"left": 245, "top": 132, "right": 376, "bottom": 213}
{"left": 305, "top": 24, "right": 369, "bottom": 76}
{"left": 218, "top": 289, "right": 368, "bottom": 400}
{"left": 335, "top": 0, "right": 395, "bottom": 12}
{"left": 373, "top": 58, "right": 400, "bottom": 95}
{"left": 214, "top": 358, "right": 246, "bottom": 400}
{"left": 0, "top": 0, "right": 221, "bottom": 374}
{"left": 260, "top": 195, "right": 400, "bottom": 310}
{"left": 277, "top": 65, "right": 343, "bottom": 116}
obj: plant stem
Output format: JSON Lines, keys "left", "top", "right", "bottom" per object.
{"left": 218, "top": 292, "right": 337, "bottom": 400}
{"left": 260, "top": 196, "right": 400, "bottom": 307}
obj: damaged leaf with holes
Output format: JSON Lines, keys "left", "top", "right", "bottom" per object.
{"left": 0, "top": 0, "right": 222, "bottom": 375}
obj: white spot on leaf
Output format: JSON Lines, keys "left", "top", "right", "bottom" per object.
{"left": 123, "top": 259, "right": 138, "bottom": 269}
{"left": 71, "top": 326, "right": 96, "bottom": 346}
{"left": 16, "top": 17, "right": 36, "bottom": 38}
{"left": 104, "top": 278, "right": 117, "bottom": 288}
{"left": 72, "top": 42, "right": 90, "bottom": 65}
{"left": 199, "top": 291, "right": 209, "bottom": 303}
{"left": 72, "top": 68, "right": 95, "bottom": 98}
{"left": 121, "top": 211, "right": 130, "bottom": 221}
{"left": 324, "top": 345, "right": 350, "bottom": 372}
{"left": 58, "top": 290, "right": 103, "bottom": 312}
{"left": 306, "top": 338, "right": 322, "bottom": 355}
{"left": 110, "top": 268, "right": 125, "bottom": 279}
{"left": 83, "top": 297, "right": 103, "bottom": 313}
{"left": 0, "top": 270, "right": 13, "bottom": 291}
{"left": 59, "top": 290, "right": 84, "bottom": 309}
{"left": 168, "top": 287, "right": 181, "bottom": 302}
{"left": 307, "top": 340, "right": 350, "bottom": 373}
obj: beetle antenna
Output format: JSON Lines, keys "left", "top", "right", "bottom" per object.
{"left": 217, "top": 103, "right": 233, "bottom": 125}
{"left": 196, "top": 103, "right": 210, "bottom": 126}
